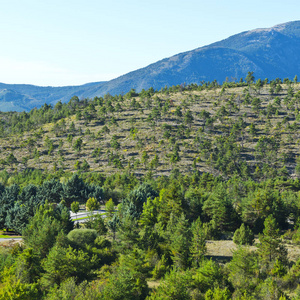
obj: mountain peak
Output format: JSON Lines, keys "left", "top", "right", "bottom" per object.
{"left": 243, "top": 20, "right": 300, "bottom": 38}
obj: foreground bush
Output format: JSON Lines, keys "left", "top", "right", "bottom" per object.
{"left": 67, "top": 229, "right": 97, "bottom": 248}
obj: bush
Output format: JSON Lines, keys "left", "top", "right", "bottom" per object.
{"left": 67, "top": 229, "right": 97, "bottom": 248}
{"left": 233, "top": 223, "right": 254, "bottom": 246}
{"left": 94, "top": 236, "right": 111, "bottom": 249}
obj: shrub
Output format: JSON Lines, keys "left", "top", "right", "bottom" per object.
{"left": 67, "top": 229, "right": 97, "bottom": 248}
{"left": 94, "top": 236, "right": 111, "bottom": 249}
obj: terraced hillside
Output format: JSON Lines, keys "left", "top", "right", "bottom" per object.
{"left": 0, "top": 77, "right": 299, "bottom": 181}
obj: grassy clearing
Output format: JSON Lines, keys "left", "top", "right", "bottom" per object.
{"left": 206, "top": 239, "right": 300, "bottom": 262}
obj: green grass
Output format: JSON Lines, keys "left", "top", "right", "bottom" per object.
{"left": 72, "top": 216, "right": 89, "bottom": 221}
{"left": 0, "top": 235, "right": 21, "bottom": 238}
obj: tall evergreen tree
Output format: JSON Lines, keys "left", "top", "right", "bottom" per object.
{"left": 257, "top": 215, "right": 288, "bottom": 273}
{"left": 0, "top": 184, "right": 19, "bottom": 231}
{"left": 23, "top": 202, "right": 73, "bottom": 259}
{"left": 63, "top": 174, "right": 86, "bottom": 207}
{"left": 37, "top": 179, "right": 64, "bottom": 203}
{"left": 169, "top": 213, "right": 191, "bottom": 269}
{"left": 190, "top": 217, "right": 207, "bottom": 267}
{"left": 203, "top": 183, "right": 240, "bottom": 232}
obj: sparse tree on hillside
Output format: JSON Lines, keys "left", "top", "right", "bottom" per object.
{"left": 246, "top": 71, "right": 255, "bottom": 85}
{"left": 73, "top": 137, "right": 83, "bottom": 154}
{"left": 6, "top": 153, "right": 17, "bottom": 165}
{"left": 184, "top": 110, "right": 194, "bottom": 129}
{"left": 141, "top": 151, "right": 149, "bottom": 168}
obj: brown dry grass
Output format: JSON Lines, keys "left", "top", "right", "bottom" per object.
{"left": 147, "top": 280, "right": 161, "bottom": 289}
{"left": 206, "top": 239, "right": 300, "bottom": 262}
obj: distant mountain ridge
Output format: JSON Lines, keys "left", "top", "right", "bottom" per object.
{"left": 0, "top": 82, "right": 106, "bottom": 112}
{"left": 1, "top": 20, "right": 300, "bottom": 111}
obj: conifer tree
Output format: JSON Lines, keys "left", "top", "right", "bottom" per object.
{"left": 190, "top": 217, "right": 207, "bottom": 267}
{"left": 63, "top": 174, "right": 86, "bottom": 207}
{"left": 105, "top": 198, "right": 115, "bottom": 219}
{"left": 169, "top": 213, "right": 191, "bottom": 269}
{"left": 258, "top": 215, "right": 288, "bottom": 273}
{"left": 233, "top": 223, "right": 255, "bottom": 246}
{"left": 228, "top": 247, "right": 259, "bottom": 296}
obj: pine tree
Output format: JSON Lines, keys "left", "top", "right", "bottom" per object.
{"left": 0, "top": 184, "right": 19, "bottom": 231}
{"left": 169, "top": 213, "right": 191, "bottom": 269}
{"left": 105, "top": 198, "right": 115, "bottom": 219}
{"left": 203, "top": 183, "right": 240, "bottom": 232}
{"left": 63, "top": 174, "right": 86, "bottom": 207}
{"left": 228, "top": 247, "right": 259, "bottom": 296}
{"left": 233, "top": 223, "right": 255, "bottom": 246}
{"left": 190, "top": 217, "right": 207, "bottom": 267}
{"left": 23, "top": 202, "right": 73, "bottom": 259}
{"left": 257, "top": 215, "right": 288, "bottom": 273}
{"left": 86, "top": 197, "right": 99, "bottom": 212}
{"left": 70, "top": 201, "right": 80, "bottom": 217}
{"left": 149, "top": 154, "right": 159, "bottom": 171}
{"left": 141, "top": 151, "right": 149, "bottom": 168}
{"left": 37, "top": 179, "right": 64, "bottom": 203}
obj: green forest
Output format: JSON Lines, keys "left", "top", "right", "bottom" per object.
{"left": 1, "top": 73, "right": 300, "bottom": 299}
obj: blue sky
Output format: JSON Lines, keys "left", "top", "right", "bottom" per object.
{"left": 0, "top": 0, "right": 299, "bottom": 86}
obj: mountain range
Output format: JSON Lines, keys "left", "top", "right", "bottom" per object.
{"left": 1, "top": 20, "right": 300, "bottom": 112}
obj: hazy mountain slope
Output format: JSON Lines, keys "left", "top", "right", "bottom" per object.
{"left": 84, "top": 47, "right": 262, "bottom": 96}
{"left": 86, "top": 21, "right": 300, "bottom": 97}
{"left": 0, "top": 89, "right": 37, "bottom": 112}
{"left": 210, "top": 21, "right": 300, "bottom": 77}
{"left": 1, "top": 20, "right": 300, "bottom": 111}
{"left": 0, "top": 82, "right": 106, "bottom": 112}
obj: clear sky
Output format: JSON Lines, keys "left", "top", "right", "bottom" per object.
{"left": 0, "top": 0, "right": 299, "bottom": 86}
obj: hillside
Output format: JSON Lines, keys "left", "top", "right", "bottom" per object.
{"left": 1, "top": 77, "right": 300, "bottom": 299}
{"left": 0, "top": 75, "right": 299, "bottom": 185}
{"left": 1, "top": 21, "right": 300, "bottom": 112}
